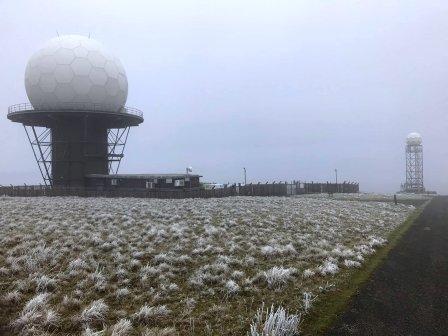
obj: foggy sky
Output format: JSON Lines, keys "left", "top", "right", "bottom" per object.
{"left": 1, "top": 0, "right": 447, "bottom": 193}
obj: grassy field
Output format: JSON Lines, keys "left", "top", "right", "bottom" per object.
{"left": 299, "top": 193, "right": 434, "bottom": 206}
{"left": 0, "top": 195, "right": 415, "bottom": 335}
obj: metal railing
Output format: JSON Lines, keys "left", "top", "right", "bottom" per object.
{"left": 8, "top": 103, "right": 143, "bottom": 119}
{"left": 122, "top": 106, "right": 144, "bottom": 119}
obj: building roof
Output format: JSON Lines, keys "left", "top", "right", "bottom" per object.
{"left": 85, "top": 174, "right": 202, "bottom": 179}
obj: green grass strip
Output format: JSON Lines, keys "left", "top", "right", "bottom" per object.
{"left": 300, "top": 200, "right": 430, "bottom": 336}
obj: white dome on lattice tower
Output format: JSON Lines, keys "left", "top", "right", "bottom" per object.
{"left": 25, "top": 34, "right": 128, "bottom": 113}
{"left": 406, "top": 132, "right": 422, "bottom": 145}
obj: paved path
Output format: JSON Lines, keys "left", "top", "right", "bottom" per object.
{"left": 327, "top": 196, "right": 448, "bottom": 336}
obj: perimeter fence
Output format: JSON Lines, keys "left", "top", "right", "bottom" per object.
{"left": 0, "top": 181, "right": 359, "bottom": 199}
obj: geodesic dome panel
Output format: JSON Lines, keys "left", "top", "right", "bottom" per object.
{"left": 25, "top": 35, "right": 128, "bottom": 113}
{"left": 406, "top": 132, "right": 422, "bottom": 145}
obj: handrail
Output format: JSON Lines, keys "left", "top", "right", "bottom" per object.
{"left": 7, "top": 103, "right": 143, "bottom": 119}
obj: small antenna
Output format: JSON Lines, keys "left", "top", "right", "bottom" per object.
{"left": 56, "top": 30, "right": 60, "bottom": 37}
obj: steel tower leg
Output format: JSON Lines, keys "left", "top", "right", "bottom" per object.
{"left": 107, "top": 126, "right": 130, "bottom": 174}
{"left": 23, "top": 125, "right": 52, "bottom": 186}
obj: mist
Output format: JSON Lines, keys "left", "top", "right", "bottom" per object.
{"left": 1, "top": 0, "right": 447, "bottom": 193}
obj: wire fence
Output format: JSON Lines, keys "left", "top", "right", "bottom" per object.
{"left": 0, "top": 181, "right": 359, "bottom": 199}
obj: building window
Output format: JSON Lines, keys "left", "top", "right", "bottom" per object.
{"left": 174, "top": 179, "right": 185, "bottom": 187}
{"left": 111, "top": 179, "right": 118, "bottom": 186}
{"left": 146, "top": 181, "right": 155, "bottom": 189}
{"left": 185, "top": 177, "right": 190, "bottom": 182}
{"left": 166, "top": 178, "right": 172, "bottom": 184}
{"left": 153, "top": 178, "right": 158, "bottom": 184}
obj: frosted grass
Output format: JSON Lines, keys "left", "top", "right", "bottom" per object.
{"left": 0, "top": 195, "right": 413, "bottom": 334}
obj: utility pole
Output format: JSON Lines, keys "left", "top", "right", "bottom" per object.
{"left": 335, "top": 168, "right": 338, "bottom": 184}
{"left": 243, "top": 167, "right": 247, "bottom": 185}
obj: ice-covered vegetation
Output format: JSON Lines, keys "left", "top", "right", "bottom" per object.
{"left": 249, "top": 304, "right": 300, "bottom": 336}
{"left": 300, "top": 192, "right": 434, "bottom": 202}
{"left": 0, "top": 196, "right": 413, "bottom": 335}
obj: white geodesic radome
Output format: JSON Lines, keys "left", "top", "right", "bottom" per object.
{"left": 406, "top": 132, "right": 422, "bottom": 145}
{"left": 25, "top": 35, "right": 128, "bottom": 113}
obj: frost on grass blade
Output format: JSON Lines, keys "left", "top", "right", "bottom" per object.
{"left": 263, "top": 267, "right": 296, "bottom": 289}
{"left": 80, "top": 299, "right": 108, "bottom": 325}
{"left": 302, "top": 292, "right": 317, "bottom": 314}
{"left": 3, "top": 290, "right": 22, "bottom": 304}
{"left": 140, "top": 326, "right": 177, "bottom": 336}
{"left": 134, "top": 304, "right": 171, "bottom": 324}
{"left": 111, "top": 318, "right": 133, "bottom": 336}
{"left": 249, "top": 303, "right": 300, "bottom": 336}
{"left": 302, "top": 269, "right": 315, "bottom": 279}
{"left": 343, "top": 259, "right": 362, "bottom": 268}
{"left": 11, "top": 292, "right": 58, "bottom": 332}
{"left": 318, "top": 259, "right": 339, "bottom": 276}
{"left": 224, "top": 279, "right": 240, "bottom": 296}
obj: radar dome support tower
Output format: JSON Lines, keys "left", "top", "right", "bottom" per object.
{"left": 7, "top": 35, "right": 143, "bottom": 188}
{"left": 403, "top": 132, "right": 424, "bottom": 193}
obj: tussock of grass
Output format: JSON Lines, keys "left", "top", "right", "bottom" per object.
{"left": 80, "top": 299, "right": 109, "bottom": 326}
{"left": 249, "top": 303, "right": 301, "bottom": 336}
{"left": 111, "top": 318, "right": 132, "bottom": 336}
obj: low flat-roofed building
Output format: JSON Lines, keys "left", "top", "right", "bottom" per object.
{"left": 85, "top": 173, "right": 202, "bottom": 190}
